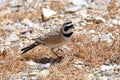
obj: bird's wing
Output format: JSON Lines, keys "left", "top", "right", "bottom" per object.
{"left": 32, "top": 28, "right": 60, "bottom": 42}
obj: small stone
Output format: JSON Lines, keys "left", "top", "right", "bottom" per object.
{"left": 98, "top": 76, "right": 108, "bottom": 80}
{"left": 14, "top": 22, "right": 22, "bottom": 28}
{"left": 61, "top": 45, "right": 71, "bottom": 51}
{"left": 30, "top": 76, "right": 38, "bottom": 80}
{"left": 58, "top": 14, "right": 65, "bottom": 19}
{"left": 107, "top": 39, "right": 113, "bottom": 44}
{"left": 1, "top": 20, "right": 13, "bottom": 25}
{"left": 101, "top": 33, "right": 112, "bottom": 41}
{"left": 100, "top": 33, "right": 113, "bottom": 44}
{"left": 26, "top": 60, "right": 39, "bottom": 69}
{"left": 19, "top": 72, "right": 28, "bottom": 76}
{"left": 21, "top": 19, "right": 35, "bottom": 27}
{"left": 5, "top": 41, "right": 11, "bottom": 45}
{"left": 1, "top": 25, "right": 15, "bottom": 31}
{"left": 6, "top": 33, "right": 19, "bottom": 42}
{"left": 118, "top": 20, "right": 120, "bottom": 25}
{"left": 26, "top": 60, "right": 38, "bottom": 66}
{"left": 0, "top": 9, "right": 12, "bottom": 16}
{"left": 42, "top": 8, "right": 57, "bottom": 21}
{"left": 65, "top": 5, "right": 82, "bottom": 12}
{"left": 27, "top": 0, "right": 33, "bottom": 3}
{"left": 100, "top": 65, "right": 114, "bottom": 71}
{"left": 73, "top": 60, "right": 84, "bottom": 68}
{"left": 89, "top": 30, "right": 96, "bottom": 34}
{"left": 9, "top": 0, "right": 23, "bottom": 7}
{"left": 40, "top": 69, "right": 50, "bottom": 77}
{"left": 18, "top": 43, "right": 24, "bottom": 48}
{"left": 66, "top": 0, "right": 88, "bottom": 13}
{"left": 0, "top": 2, "right": 8, "bottom": 10}
{"left": 74, "top": 60, "right": 84, "bottom": 65}
{"left": 91, "top": 35, "right": 99, "bottom": 43}
{"left": 76, "top": 42, "right": 84, "bottom": 47}
{"left": 95, "top": 17, "right": 106, "bottom": 23}
{"left": 38, "top": 63, "right": 51, "bottom": 69}
{"left": 28, "top": 71, "right": 39, "bottom": 77}
{"left": 0, "top": 45, "right": 4, "bottom": 52}
{"left": 111, "top": 19, "right": 118, "bottom": 25}
{"left": 71, "top": 0, "right": 88, "bottom": 6}
{"left": 86, "top": 74, "right": 96, "bottom": 80}
{"left": 33, "top": 23, "right": 44, "bottom": 31}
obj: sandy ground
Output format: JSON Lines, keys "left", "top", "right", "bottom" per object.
{"left": 0, "top": 0, "right": 120, "bottom": 80}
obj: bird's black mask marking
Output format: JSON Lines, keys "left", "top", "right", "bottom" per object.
{"left": 64, "top": 24, "right": 74, "bottom": 32}
{"left": 63, "top": 32, "right": 73, "bottom": 38}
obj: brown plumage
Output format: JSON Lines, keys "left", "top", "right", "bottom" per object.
{"left": 21, "top": 21, "right": 74, "bottom": 57}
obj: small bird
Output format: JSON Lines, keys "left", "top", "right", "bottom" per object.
{"left": 21, "top": 21, "right": 74, "bottom": 58}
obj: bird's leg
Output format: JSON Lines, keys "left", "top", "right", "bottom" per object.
{"left": 51, "top": 48, "right": 60, "bottom": 58}
{"left": 51, "top": 48, "right": 62, "bottom": 63}
{"left": 57, "top": 48, "right": 64, "bottom": 52}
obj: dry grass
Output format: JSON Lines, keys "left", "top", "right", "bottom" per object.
{"left": 0, "top": 0, "right": 120, "bottom": 79}
{"left": 0, "top": 51, "right": 26, "bottom": 80}
{"left": 72, "top": 34, "right": 120, "bottom": 65}
{"left": 0, "top": 8, "right": 42, "bottom": 26}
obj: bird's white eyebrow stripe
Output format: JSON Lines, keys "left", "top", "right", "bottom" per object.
{"left": 64, "top": 23, "right": 73, "bottom": 27}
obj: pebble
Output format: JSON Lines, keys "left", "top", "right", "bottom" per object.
{"left": 27, "top": 60, "right": 38, "bottom": 66}
{"left": 18, "top": 43, "right": 24, "bottom": 48}
{"left": 110, "top": 19, "right": 120, "bottom": 25}
{"left": 40, "top": 69, "right": 50, "bottom": 77}
{"left": 26, "top": 60, "right": 46, "bottom": 70}
{"left": 89, "top": 30, "right": 96, "bottom": 34}
{"left": 66, "top": 0, "right": 88, "bottom": 13}
{"left": 30, "top": 76, "right": 38, "bottom": 80}
{"left": 100, "top": 65, "right": 115, "bottom": 71}
{"left": 27, "top": 0, "right": 33, "bottom": 4}
{"left": 91, "top": 35, "right": 99, "bottom": 43}
{"left": 95, "top": 17, "right": 106, "bottom": 23}
{"left": 4, "top": 41, "right": 11, "bottom": 46}
{"left": 100, "top": 33, "right": 114, "bottom": 44}
{"left": 73, "top": 60, "right": 84, "bottom": 68}
{"left": 9, "top": 0, "right": 23, "bottom": 7}
{"left": 117, "top": 20, "right": 120, "bottom": 25}
{"left": 0, "top": 9, "right": 12, "bottom": 16}
{"left": 97, "top": 76, "right": 108, "bottom": 80}
{"left": 0, "top": 1, "right": 8, "bottom": 10}
{"left": 38, "top": 63, "right": 51, "bottom": 69}
{"left": 65, "top": 5, "right": 83, "bottom": 12}
{"left": 73, "top": 60, "right": 84, "bottom": 65}
{"left": 21, "top": 19, "right": 35, "bottom": 27}
{"left": 42, "top": 8, "right": 57, "bottom": 21}
{"left": 106, "top": 39, "right": 113, "bottom": 44}
{"left": 1, "top": 25, "right": 15, "bottom": 31}
{"left": 61, "top": 45, "right": 71, "bottom": 51}
{"left": 86, "top": 74, "right": 96, "bottom": 80}
{"left": 76, "top": 42, "right": 84, "bottom": 47}
{"left": 0, "top": 45, "right": 4, "bottom": 52}
{"left": 101, "top": 33, "right": 112, "bottom": 41}
{"left": 28, "top": 71, "right": 40, "bottom": 77}
{"left": 6, "top": 33, "right": 19, "bottom": 42}
{"left": 33, "top": 23, "right": 44, "bottom": 31}
{"left": 71, "top": 0, "right": 88, "bottom": 6}
{"left": 26, "top": 60, "right": 39, "bottom": 69}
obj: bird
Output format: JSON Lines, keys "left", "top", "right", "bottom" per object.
{"left": 21, "top": 21, "right": 74, "bottom": 58}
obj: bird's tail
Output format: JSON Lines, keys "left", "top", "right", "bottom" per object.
{"left": 21, "top": 41, "right": 40, "bottom": 54}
